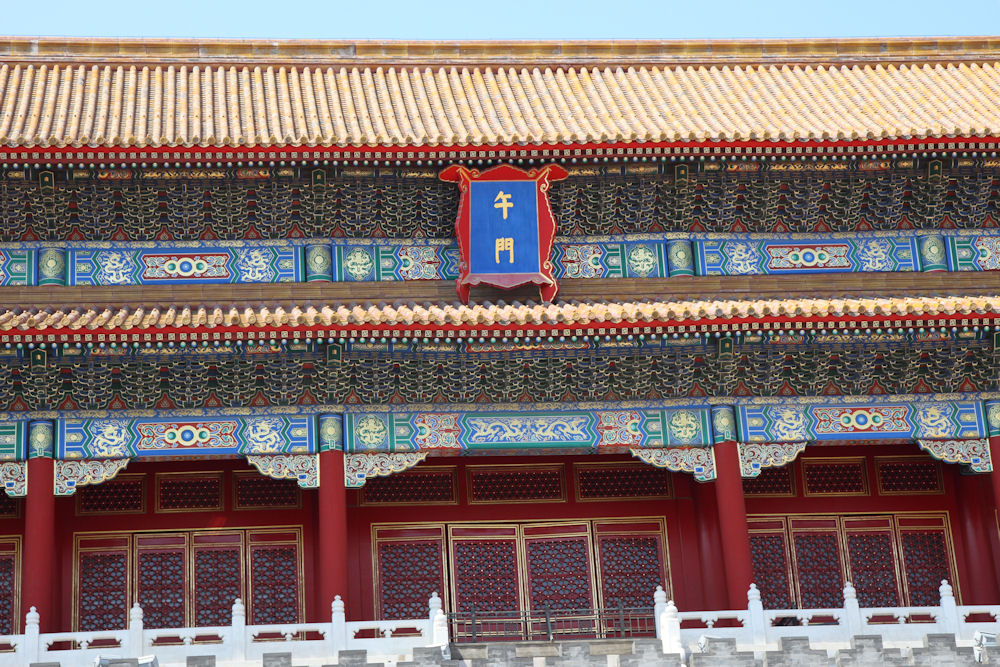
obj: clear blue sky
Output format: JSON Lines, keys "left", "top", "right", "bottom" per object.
{"left": 3, "top": 0, "right": 1000, "bottom": 40}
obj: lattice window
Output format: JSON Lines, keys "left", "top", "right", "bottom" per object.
{"left": 249, "top": 533, "right": 301, "bottom": 624}
{"left": 136, "top": 546, "right": 186, "bottom": 628}
{"left": 876, "top": 458, "right": 943, "bottom": 494}
{"left": 78, "top": 551, "right": 129, "bottom": 631}
{"left": 362, "top": 468, "right": 457, "bottom": 505}
{"left": 156, "top": 473, "right": 223, "bottom": 512}
{"left": 233, "top": 473, "right": 301, "bottom": 510}
{"left": 77, "top": 474, "right": 145, "bottom": 515}
{"left": 749, "top": 533, "right": 794, "bottom": 609}
{"left": 900, "top": 530, "right": 952, "bottom": 606}
{"left": 468, "top": 466, "right": 564, "bottom": 503}
{"left": 75, "top": 528, "right": 301, "bottom": 630}
{"left": 743, "top": 466, "right": 795, "bottom": 496}
{"left": 0, "top": 539, "right": 19, "bottom": 634}
{"left": 846, "top": 532, "right": 901, "bottom": 607}
{"left": 802, "top": 459, "right": 869, "bottom": 496}
{"left": 576, "top": 464, "right": 671, "bottom": 501}
{"left": 193, "top": 538, "right": 243, "bottom": 626}
{"left": 0, "top": 494, "right": 19, "bottom": 519}
{"left": 377, "top": 540, "right": 444, "bottom": 619}
{"left": 525, "top": 537, "right": 594, "bottom": 611}
{"left": 452, "top": 539, "right": 520, "bottom": 612}
{"left": 792, "top": 532, "right": 845, "bottom": 608}
{"left": 597, "top": 534, "right": 665, "bottom": 608}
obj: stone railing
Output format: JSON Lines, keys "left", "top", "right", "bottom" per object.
{"left": 0, "top": 594, "right": 449, "bottom": 667}
{"left": 655, "top": 579, "right": 999, "bottom": 660}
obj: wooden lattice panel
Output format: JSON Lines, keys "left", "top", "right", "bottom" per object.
{"left": 75, "top": 535, "right": 131, "bottom": 632}
{"left": 135, "top": 534, "right": 187, "bottom": 628}
{"left": 743, "top": 466, "right": 795, "bottom": 497}
{"left": 155, "top": 473, "right": 224, "bottom": 512}
{"left": 748, "top": 521, "right": 795, "bottom": 610}
{"left": 594, "top": 519, "right": 668, "bottom": 608}
{"left": 374, "top": 526, "right": 446, "bottom": 621}
{"left": 0, "top": 538, "right": 19, "bottom": 634}
{"left": 76, "top": 474, "right": 145, "bottom": 515}
{"left": 248, "top": 529, "right": 303, "bottom": 624}
{"left": 875, "top": 457, "right": 944, "bottom": 495}
{"left": 467, "top": 465, "right": 565, "bottom": 504}
{"left": 233, "top": 472, "right": 301, "bottom": 510}
{"left": 574, "top": 463, "right": 671, "bottom": 501}
{"left": 801, "top": 458, "right": 869, "bottom": 496}
{"left": 361, "top": 468, "right": 457, "bottom": 506}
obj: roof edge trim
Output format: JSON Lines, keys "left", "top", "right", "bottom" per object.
{"left": 3, "top": 36, "right": 1000, "bottom": 67}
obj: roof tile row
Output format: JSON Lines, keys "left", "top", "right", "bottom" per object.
{"left": 3, "top": 295, "right": 997, "bottom": 332}
{"left": 0, "top": 61, "right": 998, "bottom": 148}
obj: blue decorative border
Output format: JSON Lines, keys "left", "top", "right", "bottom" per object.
{"left": 0, "top": 394, "right": 989, "bottom": 460}
{"left": 342, "top": 407, "right": 713, "bottom": 453}
{"left": 4, "top": 231, "right": 1000, "bottom": 285}
{"left": 738, "top": 400, "right": 986, "bottom": 442}
{"left": 58, "top": 415, "right": 315, "bottom": 459}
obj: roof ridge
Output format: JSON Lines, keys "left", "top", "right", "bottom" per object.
{"left": 2, "top": 36, "right": 1000, "bottom": 68}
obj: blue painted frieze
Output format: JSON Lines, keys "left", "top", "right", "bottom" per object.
{"left": 738, "top": 400, "right": 986, "bottom": 443}
{"left": 68, "top": 246, "right": 301, "bottom": 285}
{"left": 58, "top": 416, "right": 315, "bottom": 458}
{"left": 343, "top": 408, "right": 713, "bottom": 452}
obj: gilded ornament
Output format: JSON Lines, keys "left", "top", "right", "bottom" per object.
{"left": 246, "top": 454, "right": 319, "bottom": 488}
{"left": 345, "top": 452, "right": 428, "bottom": 487}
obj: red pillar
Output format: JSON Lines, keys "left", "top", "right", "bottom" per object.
{"left": 318, "top": 448, "right": 348, "bottom": 620}
{"left": 22, "top": 442, "right": 55, "bottom": 631}
{"left": 713, "top": 440, "right": 755, "bottom": 610}
{"left": 956, "top": 471, "right": 1000, "bottom": 603}
{"left": 986, "top": 436, "right": 1000, "bottom": 593}
{"left": 692, "top": 477, "right": 728, "bottom": 610}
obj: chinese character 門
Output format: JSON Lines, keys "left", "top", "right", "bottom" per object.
{"left": 495, "top": 238, "right": 514, "bottom": 264}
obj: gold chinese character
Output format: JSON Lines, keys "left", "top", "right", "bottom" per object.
{"left": 495, "top": 237, "right": 514, "bottom": 264}
{"left": 494, "top": 191, "right": 513, "bottom": 219}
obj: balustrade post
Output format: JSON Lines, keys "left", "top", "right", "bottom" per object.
{"left": 428, "top": 591, "right": 442, "bottom": 638}
{"left": 330, "top": 595, "right": 347, "bottom": 654}
{"left": 22, "top": 606, "right": 39, "bottom": 665}
{"left": 653, "top": 586, "right": 667, "bottom": 639}
{"left": 746, "top": 584, "right": 767, "bottom": 649}
{"left": 938, "top": 580, "right": 961, "bottom": 637}
{"left": 127, "top": 603, "right": 144, "bottom": 657}
{"left": 231, "top": 598, "right": 246, "bottom": 662}
{"left": 430, "top": 591, "right": 448, "bottom": 651}
{"left": 842, "top": 582, "right": 864, "bottom": 639}
{"left": 659, "top": 600, "right": 682, "bottom": 655}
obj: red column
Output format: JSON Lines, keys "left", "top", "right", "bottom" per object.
{"left": 714, "top": 440, "right": 755, "bottom": 610}
{"left": 318, "top": 448, "right": 348, "bottom": 620}
{"left": 22, "top": 453, "right": 55, "bottom": 631}
{"left": 956, "top": 472, "right": 1000, "bottom": 603}
{"left": 693, "top": 477, "right": 729, "bottom": 610}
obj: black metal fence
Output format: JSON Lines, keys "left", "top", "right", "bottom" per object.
{"left": 447, "top": 604, "right": 656, "bottom": 643}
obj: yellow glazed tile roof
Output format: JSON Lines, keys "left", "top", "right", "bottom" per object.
{"left": 2, "top": 295, "right": 999, "bottom": 333}
{"left": 0, "top": 37, "right": 999, "bottom": 148}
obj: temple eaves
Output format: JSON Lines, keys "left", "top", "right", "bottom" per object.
{"left": 0, "top": 36, "right": 999, "bottom": 150}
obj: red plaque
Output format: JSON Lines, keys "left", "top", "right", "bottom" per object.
{"left": 441, "top": 163, "right": 568, "bottom": 303}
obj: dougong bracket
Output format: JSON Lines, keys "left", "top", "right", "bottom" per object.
{"left": 245, "top": 454, "right": 319, "bottom": 488}
{"left": 55, "top": 459, "right": 130, "bottom": 496}
{"left": 0, "top": 462, "right": 26, "bottom": 497}
{"left": 738, "top": 442, "right": 808, "bottom": 478}
{"left": 345, "top": 452, "right": 428, "bottom": 488}
{"left": 917, "top": 438, "right": 992, "bottom": 473}
{"left": 630, "top": 447, "right": 716, "bottom": 482}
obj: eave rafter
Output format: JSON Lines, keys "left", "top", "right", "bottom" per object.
{"left": 2, "top": 285, "right": 999, "bottom": 344}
